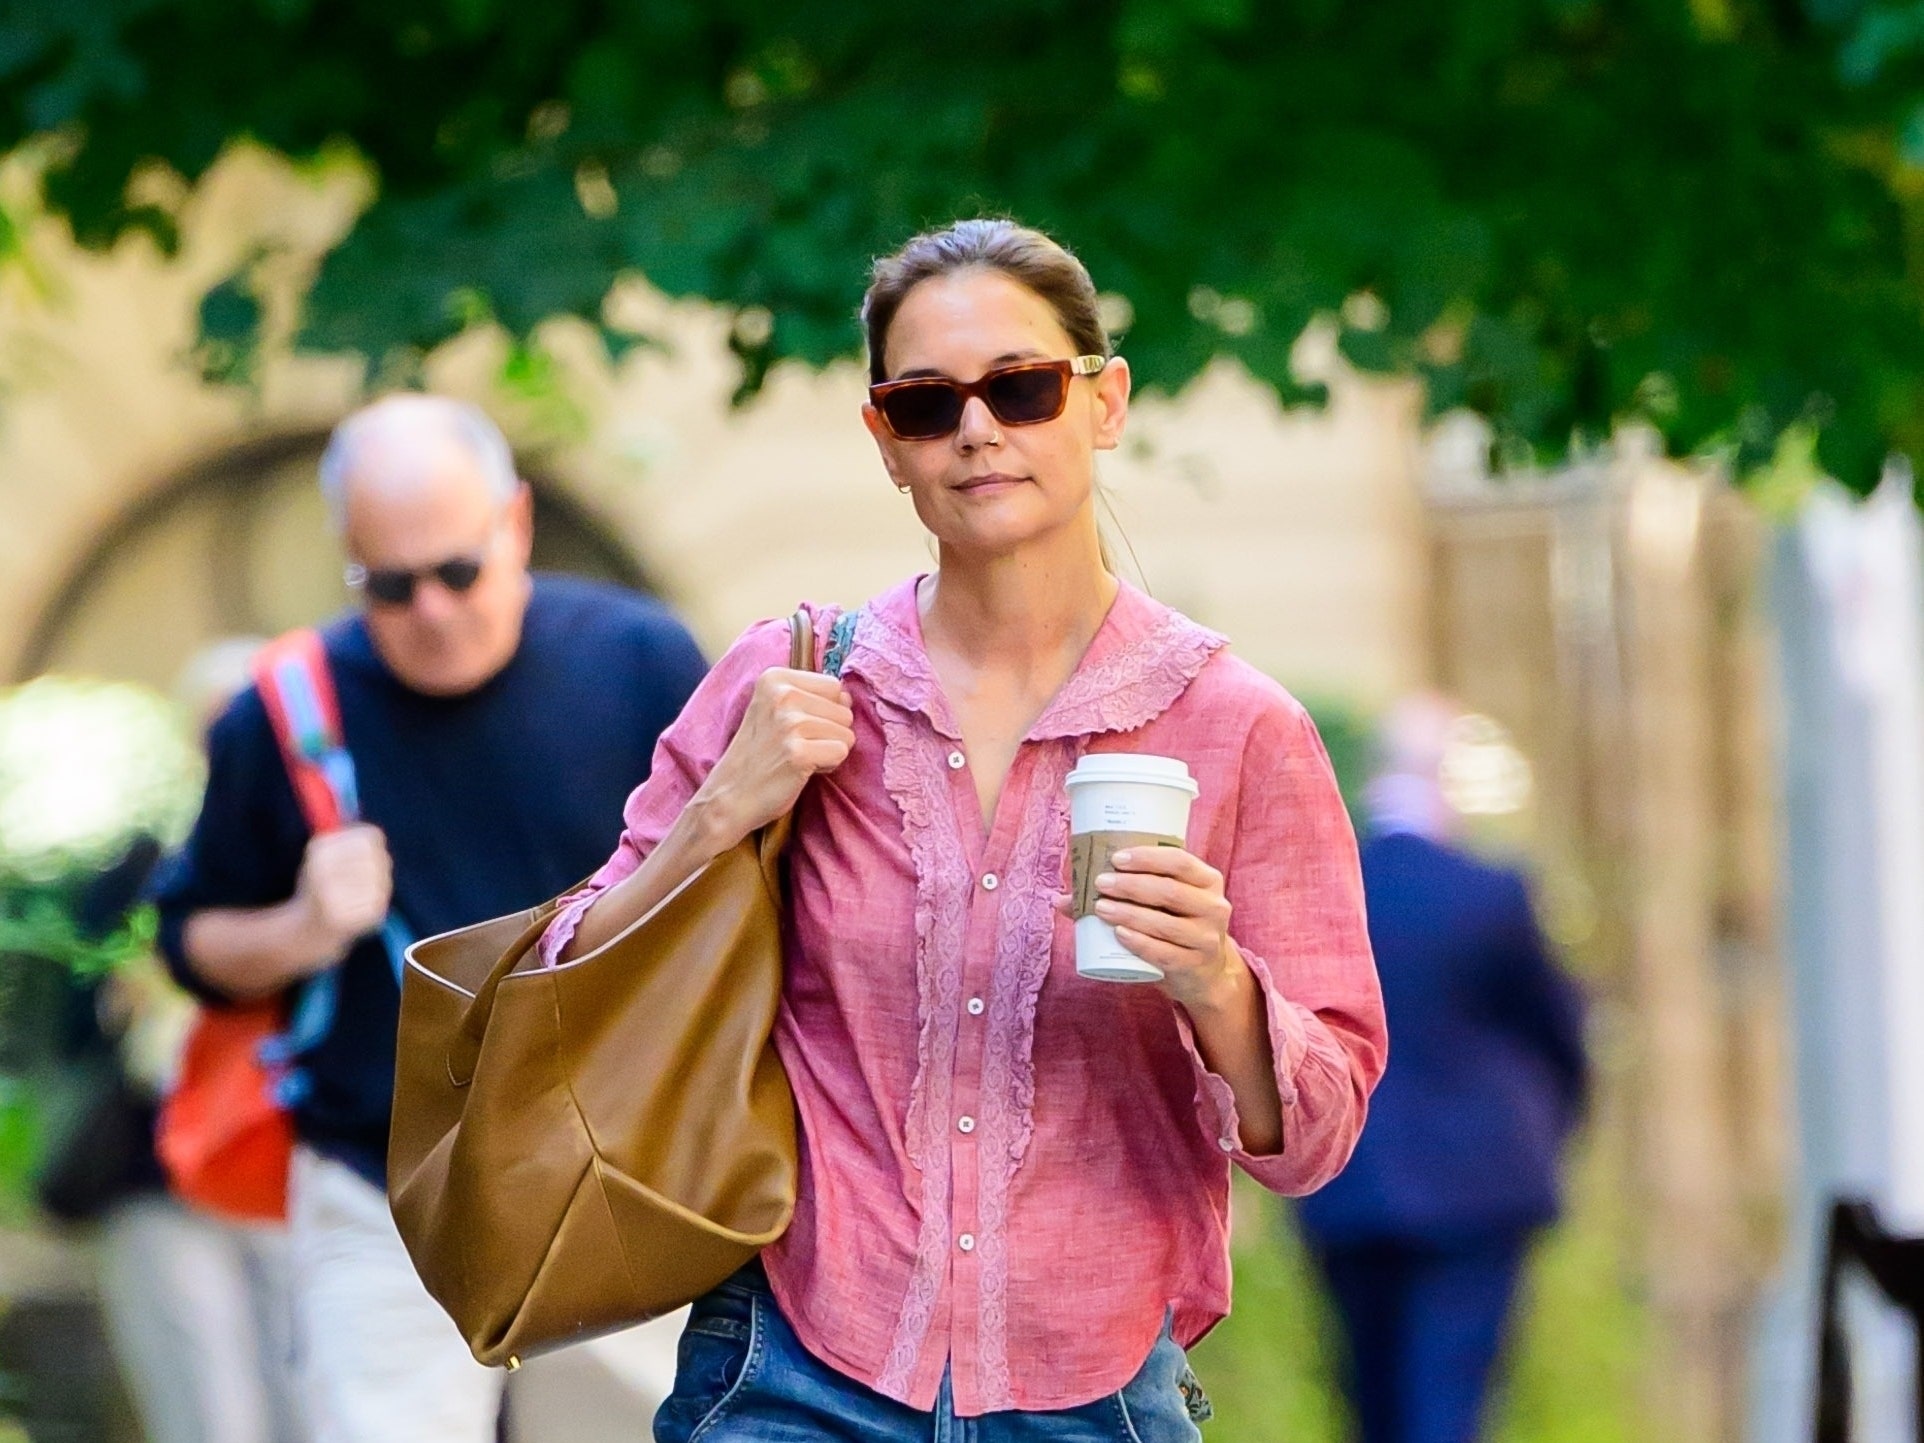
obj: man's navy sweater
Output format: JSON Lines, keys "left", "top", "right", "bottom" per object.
{"left": 153, "top": 575, "right": 707, "bottom": 1186}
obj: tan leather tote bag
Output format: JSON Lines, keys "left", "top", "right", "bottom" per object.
{"left": 388, "top": 611, "right": 838, "bottom": 1368}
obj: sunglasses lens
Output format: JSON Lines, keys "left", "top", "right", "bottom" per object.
{"left": 986, "top": 366, "right": 1068, "bottom": 425}
{"left": 881, "top": 383, "right": 964, "bottom": 440}
{"left": 434, "top": 558, "right": 484, "bottom": 593}
{"left": 364, "top": 570, "right": 417, "bottom": 607}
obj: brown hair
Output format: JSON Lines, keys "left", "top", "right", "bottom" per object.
{"left": 861, "top": 218, "right": 1111, "bottom": 382}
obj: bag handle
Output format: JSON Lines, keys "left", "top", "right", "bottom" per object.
{"left": 445, "top": 905, "right": 561, "bottom": 1086}
{"left": 788, "top": 609, "right": 815, "bottom": 673}
{"left": 445, "top": 609, "right": 825, "bottom": 1088}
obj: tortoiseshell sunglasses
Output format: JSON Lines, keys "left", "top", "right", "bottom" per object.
{"left": 868, "top": 355, "right": 1109, "bottom": 440}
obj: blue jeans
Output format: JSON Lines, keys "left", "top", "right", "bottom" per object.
{"left": 654, "top": 1264, "right": 1209, "bottom": 1442}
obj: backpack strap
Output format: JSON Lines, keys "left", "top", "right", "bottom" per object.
{"left": 251, "top": 630, "right": 412, "bottom": 1086}
{"left": 254, "top": 630, "right": 355, "bottom": 832}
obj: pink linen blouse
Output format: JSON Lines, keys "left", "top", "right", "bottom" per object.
{"left": 540, "top": 576, "right": 1386, "bottom": 1417}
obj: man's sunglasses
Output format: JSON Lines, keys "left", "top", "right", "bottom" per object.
{"left": 344, "top": 552, "right": 487, "bottom": 608}
{"left": 868, "top": 355, "right": 1110, "bottom": 441}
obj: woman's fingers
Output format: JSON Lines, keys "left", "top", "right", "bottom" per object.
{"left": 1095, "top": 874, "right": 1230, "bottom": 931}
{"left": 768, "top": 668, "right": 853, "bottom": 708}
{"left": 1109, "top": 926, "right": 1193, "bottom": 970}
{"left": 789, "top": 737, "right": 852, "bottom": 773}
{"left": 1110, "top": 846, "right": 1219, "bottom": 889}
{"left": 1094, "top": 870, "right": 1196, "bottom": 914}
{"left": 783, "top": 714, "right": 856, "bottom": 744}
{"left": 1095, "top": 898, "right": 1209, "bottom": 948}
{"left": 755, "top": 666, "right": 855, "bottom": 777}
{"left": 775, "top": 696, "right": 854, "bottom": 732}
{"left": 1090, "top": 845, "right": 1232, "bottom": 976}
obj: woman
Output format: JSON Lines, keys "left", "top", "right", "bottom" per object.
{"left": 543, "top": 218, "right": 1386, "bottom": 1441}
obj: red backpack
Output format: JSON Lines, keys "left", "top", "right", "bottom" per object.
{"left": 156, "top": 630, "right": 352, "bottom": 1223}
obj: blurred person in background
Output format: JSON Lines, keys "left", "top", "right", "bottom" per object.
{"left": 1295, "top": 694, "right": 1589, "bottom": 1443}
{"left": 91, "top": 638, "right": 306, "bottom": 1443}
{"left": 150, "top": 394, "right": 708, "bottom": 1443}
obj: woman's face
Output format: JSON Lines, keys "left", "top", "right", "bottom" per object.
{"left": 863, "top": 268, "right": 1131, "bottom": 559}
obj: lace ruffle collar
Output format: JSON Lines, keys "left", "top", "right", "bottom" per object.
{"left": 842, "top": 575, "right": 1226, "bottom": 742}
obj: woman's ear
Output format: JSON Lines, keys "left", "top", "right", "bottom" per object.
{"left": 1091, "top": 358, "right": 1131, "bottom": 452}
{"left": 862, "top": 404, "right": 911, "bottom": 491}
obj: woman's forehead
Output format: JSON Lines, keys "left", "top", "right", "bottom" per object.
{"left": 883, "top": 269, "right": 1073, "bottom": 378}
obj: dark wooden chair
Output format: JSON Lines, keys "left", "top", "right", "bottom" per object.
{"left": 1815, "top": 1199, "right": 1924, "bottom": 1442}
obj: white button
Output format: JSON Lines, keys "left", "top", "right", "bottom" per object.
{"left": 967, "top": 997, "right": 985, "bottom": 1016}
{"left": 958, "top": 1233, "right": 976, "bottom": 1252}
{"left": 948, "top": 750, "right": 966, "bottom": 770}
{"left": 981, "top": 873, "right": 999, "bottom": 891}
{"left": 958, "top": 1116, "right": 976, "bottom": 1134}
{"left": 1219, "top": 1137, "right": 1236, "bottom": 1153}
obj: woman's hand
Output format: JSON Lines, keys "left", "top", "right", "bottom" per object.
{"left": 1058, "top": 846, "right": 1247, "bottom": 1012}
{"left": 688, "top": 667, "right": 855, "bottom": 852}
{"left": 1056, "top": 845, "right": 1284, "bottom": 1154}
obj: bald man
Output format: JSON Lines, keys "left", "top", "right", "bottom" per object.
{"left": 152, "top": 395, "right": 707, "bottom": 1443}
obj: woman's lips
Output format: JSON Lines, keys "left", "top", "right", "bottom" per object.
{"left": 954, "top": 472, "right": 1026, "bottom": 494}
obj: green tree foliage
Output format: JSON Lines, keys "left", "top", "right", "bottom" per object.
{"left": 3, "top": 0, "right": 1924, "bottom": 487}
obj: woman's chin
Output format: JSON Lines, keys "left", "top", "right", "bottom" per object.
{"left": 929, "top": 497, "right": 1078, "bottom": 556}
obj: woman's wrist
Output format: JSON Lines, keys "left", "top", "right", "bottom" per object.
{"left": 1178, "top": 942, "right": 1256, "bottom": 1021}
{"left": 678, "top": 788, "right": 750, "bottom": 860}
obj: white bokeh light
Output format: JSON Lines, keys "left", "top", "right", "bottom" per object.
{"left": 0, "top": 677, "right": 203, "bottom": 881}
{"left": 1437, "top": 712, "right": 1535, "bottom": 817}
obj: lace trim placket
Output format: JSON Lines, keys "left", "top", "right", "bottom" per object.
{"left": 971, "top": 739, "right": 1076, "bottom": 1408}
{"left": 874, "top": 696, "right": 971, "bottom": 1397}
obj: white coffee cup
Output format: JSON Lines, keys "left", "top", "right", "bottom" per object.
{"left": 1065, "top": 754, "right": 1200, "bottom": 983}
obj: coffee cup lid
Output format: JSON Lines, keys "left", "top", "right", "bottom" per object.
{"left": 1065, "top": 753, "right": 1199, "bottom": 797}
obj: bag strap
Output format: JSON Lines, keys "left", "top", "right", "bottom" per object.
{"left": 788, "top": 611, "right": 815, "bottom": 672}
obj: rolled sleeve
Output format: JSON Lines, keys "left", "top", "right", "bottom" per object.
{"left": 1172, "top": 946, "right": 1309, "bottom": 1155}
{"left": 1190, "top": 694, "right": 1386, "bottom": 1195}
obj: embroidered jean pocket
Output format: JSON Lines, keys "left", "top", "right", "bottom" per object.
{"left": 1115, "top": 1330, "right": 1208, "bottom": 1443}
{"left": 1176, "top": 1362, "right": 1213, "bottom": 1424}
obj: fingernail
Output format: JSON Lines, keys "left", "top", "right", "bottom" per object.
{"left": 1112, "top": 851, "right": 1132, "bottom": 866}
{"left": 1096, "top": 873, "right": 1118, "bottom": 889}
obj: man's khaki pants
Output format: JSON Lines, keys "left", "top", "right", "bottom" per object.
{"left": 290, "top": 1147, "right": 683, "bottom": 1443}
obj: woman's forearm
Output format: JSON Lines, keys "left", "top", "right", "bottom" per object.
{"left": 1182, "top": 957, "right": 1285, "bottom": 1156}
{"left": 554, "top": 796, "right": 738, "bottom": 962}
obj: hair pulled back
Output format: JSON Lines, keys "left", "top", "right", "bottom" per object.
{"left": 860, "top": 219, "right": 1110, "bottom": 383}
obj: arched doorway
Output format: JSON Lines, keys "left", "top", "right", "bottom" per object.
{"left": 16, "top": 430, "right": 650, "bottom": 690}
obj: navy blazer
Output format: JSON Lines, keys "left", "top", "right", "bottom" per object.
{"left": 1297, "top": 832, "right": 1588, "bottom": 1246}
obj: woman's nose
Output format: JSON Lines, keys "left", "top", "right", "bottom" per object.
{"left": 955, "top": 395, "right": 1002, "bottom": 449}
